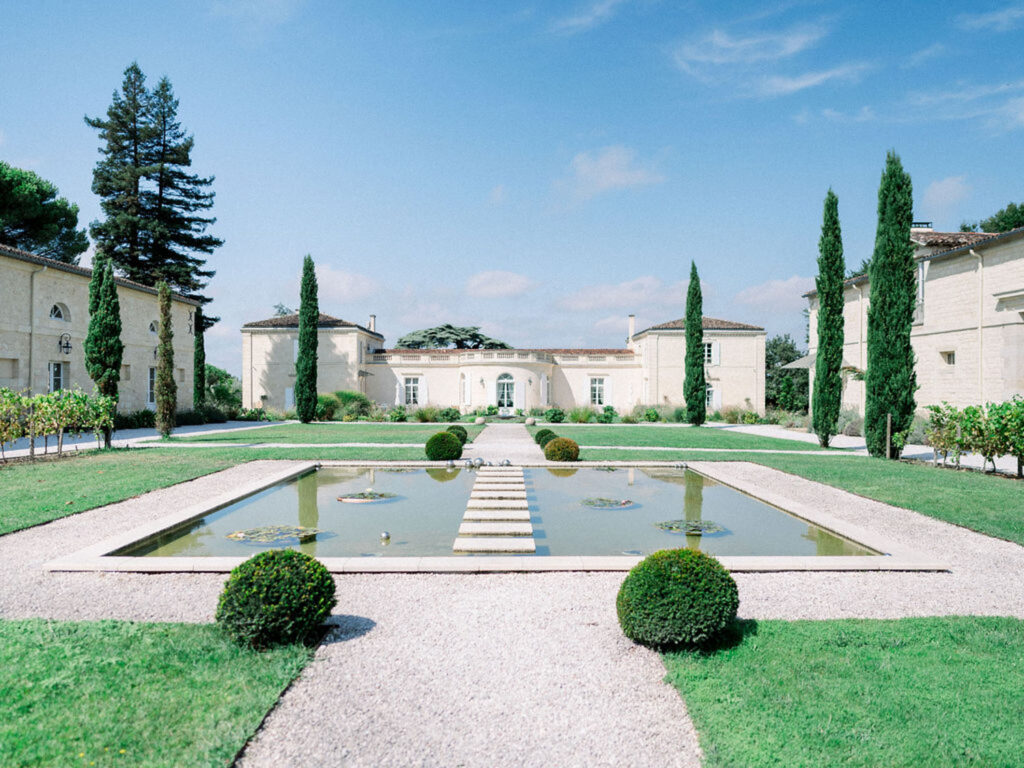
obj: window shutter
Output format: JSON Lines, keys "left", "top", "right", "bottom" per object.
{"left": 491, "top": 380, "right": 499, "bottom": 407}
{"left": 711, "top": 341, "right": 721, "bottom": 366}
{"left": 541, "top": 374, "right": 549, "bottom": 406}
{"left": 604, "top": 378, "right": 613, "bottom": 408}
{"left": 713, "top": 389, "right": 722, "bottom": 410}
{"left": 396, "top": 381, "right": 404, "bottom": 405}
{"left": 513, "top": 380, "right": 524, "bottom": 410}
{"left": 420, "top": 377, "right": 429, "bottom": 406}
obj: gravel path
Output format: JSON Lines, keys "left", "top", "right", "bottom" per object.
{"left": 463, "top": 423, "right": 546, "bottom": 464}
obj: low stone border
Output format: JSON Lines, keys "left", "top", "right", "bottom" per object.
{"left": 46, "top": 461, "right": 946, "bottom": 574}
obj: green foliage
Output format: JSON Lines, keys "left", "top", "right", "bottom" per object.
{"left": 644, "top": 407, "right": 660, "bottom": 422}
{"left": 216, "top": 550, "right": 336, "bottom": 650}
{"left": 765, "top": 334, "right": 808, "bottom": 412}
{"left": 597, "top": 405, "right": 617, "bottom": 424}
{"left": 927, "top": 398, "right": 1024, "bottom": 475}
{"left": 0, "top": 388, "right": 115, "bottom": 461}
{"left": 425, "top": 431, "right": 463, "bottom": 460}
{"left": 962, "top": 202, "right": 1024, "bottom": 234}
{"left": 387, "top": 405, "right": 407, "bottom": 422}
{"left": 813, "top": 189, "right": 845, "bottom": 447}
{"left": 538, "top": 431, "right": 559, "bottom": 449}
{"left": 684, "top": 261, "right": 706, "bottom": 425}
{"left": 439, "top": 406, "right": 462, "bottom": 422}
{"left": 334, "top": 390, "right": 372, "bottom": 419}
{"left": 445, "top": 424, "right": 468, "bottom": 445}
{"left": 414, "top": 405, "right": 440, "bottom": 422}
{"left": 0, "top": 161, "right": 89, "bottom": 262}
{"left": 193, "top": 307, "right": 206, "bottom": 407}
{"left": 672, "top": 407, "right": 688, "bottom": 423}
{"left": 295, "top": 255, "right": 318, "bottom": 423}
{"left": 114, "top": 408, "right": 156, "bottom": 431}
{"left": 315, "top": 393, "right": 340, "bottom": 421}
{"left": 544, "top": 437, "right": 579, "bottom": 462}
{"left": 568, "top": 406, "right": 595, "bottom": 423}
{"left": 83, "top": 254, "right": 123, "bottom": 449}
{"left": 545, "top": 407, "right": 565, "bottom": 423}
{"left": 865, "top": 151, "right": 917, "bottom": 458}
{"left": 155, "top": 282, "right": 177, "bottom": 437}
{"left": 616, "top": 548, "right": 738, "bottom": 649}
{"left": 205, "top": 364, "right": 241, "bottom": 411}
{"left": 534, "top": 428, "right": 555, "bottom": 445}
{"left": 395, "top": 323, "right": 511, "bottom": 349}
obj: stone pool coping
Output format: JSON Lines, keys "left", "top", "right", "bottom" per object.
{"left": 45, "top": 460, "right": 947, "bottom": 574}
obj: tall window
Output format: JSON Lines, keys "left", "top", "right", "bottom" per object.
{"left": 497, "top": 373, "right": 514, "bottom": 408}
{"left": 590, "top": 377, "right": 605, "bottom": 406}
{"left": 148, "top": 367, "right": 156, "bottom": 406}
{"left": 705, "top": 384, "right": 714, "bottom": 409}
{"left": 703, "top": 342, "right": 713, "bottom": 364}
{"left": 48, "top": 362, "right": 65, "bottom": 392}
{"left": 404, "top": 377, "right": 419, "bottom": 405}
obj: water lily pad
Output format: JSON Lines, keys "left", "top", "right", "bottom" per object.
{"left": 226, "top": 525, "right": 324, "bottom": 544}
{"left": 337, "top": 491, "right": 398, "bottom": 503}
{"left": 653, "top": 519, "right": 727, "bottom": 536}
{"left": 581, "top": 497, "right": 636, "bottom": 509}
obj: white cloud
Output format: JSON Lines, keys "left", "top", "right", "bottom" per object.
{"left": 674, "top": 23, "right": 827, "bottom": 74}
{"left": 821, "top": 105, "right": 875, "bottom": 123}
{"left": 315, "top": 265, "right": 379, "bottom": 304}
{"left": 957, "top": 5, "right": 1024, "bottom": 31}
{"left": 550, "top": 0, "right": 627, "bottom": 34}
{"left": 560, "top": 276, "right": 687, "bottom": 312}
{"left": 922, "top": 175, "right": 971, "bottom": 219}
{"left": 488, "top": 184, "right": 506, "bottom": 204}
{"left": 904, "top": 43, "right": 946, "bottom": 68}
{"left": 734, "top": 275, "right": 815, "bottom": 313}
{"left": 465, "top": 271, "right": 534, "bottom": 298}
{"left": 211, "top": 0, "right": 304, "bottom": 34}
{"left": 758, "top": 63, "right": 868, "bottom": 96}
{"left": 561, "top": 146, "right": 664, "bottom": 201}
{"left": 910, "top": 79, "right": 1024, "bottom": 106}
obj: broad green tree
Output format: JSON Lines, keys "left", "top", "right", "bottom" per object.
{"left": 962, "top": 202, "right": 1024, "bottom": 234}
{"left": 812, "top": 189, "right": 845, "bottom": 447}
{"left": 0, "top": 162, "right": 89, "bottom": 263}
{"left": 295, "top": 255, "right": 319, "bottom": 423}
{"left": 684, "top": 261, "right": 706, "bottom": 425}
{"left": 155, "top": 282, "right": 177, "bottom": 437}
{"left": 865, "top": 152, "right": 917, "bottom": 458}
{"left": 395, "top": 324, "right": 511, "bottom": 349}
{"left": 766, "top": 334, "right": 808, "bottom": 411}
{"left": 193, "top": 306, "right": 206, "bottom": 407}
{"left": 83, "top": 254, "right": 124, "bottom": 447}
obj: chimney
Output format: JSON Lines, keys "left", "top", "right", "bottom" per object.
{"left": 368, "top": 314, "right": 376, "bottom": 333}
{"left": 627, "top": 314, "right": 636, "bottom": 343}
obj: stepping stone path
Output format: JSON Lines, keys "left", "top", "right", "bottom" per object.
{"left": 453, "top": 466, "right": 535, "bottom": 553}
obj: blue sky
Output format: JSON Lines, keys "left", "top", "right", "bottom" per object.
{"left": 3, "top": 0, "right": 1023, "bottom": 374}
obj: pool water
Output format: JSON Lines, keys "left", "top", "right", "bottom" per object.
{"left": 120, "top": 467, "right": 874, "bottom": 558}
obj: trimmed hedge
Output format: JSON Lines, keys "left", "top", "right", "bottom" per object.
{"left": 425, "top": 431, "right": 463, "bottom": 460}
{"left": 534, "top": 428, "right": 555, "bottom": 445}
{"left": 439, "top": 407, "right": 462, "bottom": 422}
{"left": 545, "top": 407, "right": 565, "bottom": 423}
{"left": 544, "top": 437, "right": 579, "bottom": 462}
{"left": 616, "top": 548, "right": 738, "bottom": 649}
{"left": 215, "top": 550, "right": 337, "bottom": 650}
{"left": 538, "top": 431, "right": 559, "bottom": 449}
{"left": 446, "top": 424, "right": 468, "bottom": 445}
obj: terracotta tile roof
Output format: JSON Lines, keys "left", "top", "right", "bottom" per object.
{"left": 0, "top": 242, "right": 200, "bottom": 305}
{"left": 382, "top": 347, "right": 634, "bottom": 355}
{"left": 635, "top": 316, "right": 764, "bottom": 335}
{"left": 242, "top": 312, "right": 383, "bottom": 336}
{"left": 911, "top": 230, "right": 994, "bottom": 248}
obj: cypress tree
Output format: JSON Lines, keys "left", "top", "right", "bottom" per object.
{"left": 812, "top": 189, "right": 845, "bottom": 447}
{"left": 193, "top": 306, "right": 206, "bottom": 408}
{"left": 295, "top": 255, "right": 319, "bottom": 423}
{"left": 865, "top": 151, "right": 917, "bottom": 458}
{"left": 85, "top": 63, "right": 153, "bottom": 277}
{"left": 684, "top": 261, "right": 706, "bottom": 425}
{"left": 155, "top": 282, "right": 177, "bottom": 437}
{"left": 84, "top": 254, "right": 123, "bottom": 448}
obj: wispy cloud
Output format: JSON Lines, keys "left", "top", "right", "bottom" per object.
{"left": 734, "top": 275, "right": 815, "bottom": 313}
{"left": 560, "top": 146, "right": 664, "bottom": 201}
{"left": 315, "top": 265, "right": 379, "bottom": 304}
{"left": 550, "top": 0, "right": 628, "bottom": 34}
{"left": 957, "top": 5, "right": 1024, "bottom": 32}
{"left": 922, "top": 175, "right": 971, "bottom": 222}
{"left": 821, "top": 105, "right": 876, "bottom": 122}
{"left": 560, "top": 276, "right": 686, "bottom": 312}
{"left": 758, "top": 63, "right": 869, "bottom": 96}
{"left": 211, "top": 0, "right": 304, "bottom": 32}
{"left": 674, "top": 23, "right": 827, "bottom": 75}
{"left": 904, "top": 43, "right": 946, "bottom": 68}
{"left": 488, "top": 184, "right": 506, "bottom": 205}
{"left": 465, "top": 271, "right": 534, "bottom": 298}
{"left": 910, "top": 79, "right": 1024, "bottom": 106}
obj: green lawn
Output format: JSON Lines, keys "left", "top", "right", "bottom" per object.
{"left": 0, "top": 445, "right": 426, "bottom": 536}
{"left": 0, "top": 619, "right": 312, "bottom": 768}
{"left": 665, "top": 616, "right": 1024, "bottom": 768}
{"left": 531, "top": 424, "right": 822, "bottom": 451}
{"left": 163, "top": 422, "right": 483, "bottom": 444}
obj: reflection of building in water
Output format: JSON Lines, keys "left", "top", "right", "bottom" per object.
{"left": 684, "top": 469, "right": 704, "bottom": 550}
{"left": 627, "top": 468, "right": 634, "bottom": 486}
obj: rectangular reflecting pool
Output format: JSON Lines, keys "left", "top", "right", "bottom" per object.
{"left": 117, "top": 466, "right": 875, "bottom": 559}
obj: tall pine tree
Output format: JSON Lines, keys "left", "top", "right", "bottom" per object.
{"left": 84, "top": 254, "right": 123, "bottom": 448}
{"left": 865, "top": 152, "right": 917, "bottom": 458}
{"left": 684, "top": 261, "right": 706, "bottom": 425}
{"left": 0, "top": 161, "right": 89, "bottom": 263}
{"left": 193, "top": 306, "right": 206, "bottom": 408}
{"left": 812, "top": 189, "right": 845, "bottom": 448}
{"left": 295, "top": 255, "right": 319, "bottom": 423}
{"left": 155, "top": 281, "right": 177, "bottom": 437}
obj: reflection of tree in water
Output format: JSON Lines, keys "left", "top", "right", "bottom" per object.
{"left": 546, "top": 468, "right": 578, "bottom": 478}
{"left": 426, "top": 468, "right": 460, "bottom": 483}
{"left": 802, "top": 526, "right": 864, "bottom": 556}
{"left": 684, "top": 470, "right": 704, "bottom": 551}
{"left": 297, "top": 472, "right": 319, "bottom": 545}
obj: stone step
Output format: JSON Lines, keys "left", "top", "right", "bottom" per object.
{"left": 466, "top": 499, "right": 528, "bottom": 509}
{"left": 472, "top": 484, "right": 525, "bottom": 492}
{"left": 476, "top": 468, "right": 523, "bottom": 474}
{"left": 472, "top": 477, "right": 524, "bottom": 484}
{"left": 458, "top": 522, "right": 534, "bottom": 536}
{"left": 470, "top": 491, "right": 527, "bottom": 500}
{"left": 461, "top": 508, "right": 532, "bottom": 522}
{"left": 453, "top": 536, "right": 536, "bottom": 553}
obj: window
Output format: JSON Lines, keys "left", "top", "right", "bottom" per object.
{"left": 496, "top": 373, "right": 514, "bottom": 408}
{"left": 149, "top": 321, "right": 158, "bottom": 335}
{"left": 404, "top": 377, "right": 419, "bottom": 405}
{"left": 148, "top": 367, "right": 156, "bottom": 405}
{"left": 590, "top": 377, "right": 605, "bottom": 406}
{"left": 460, "top": 374, "right": 468, "bottom": 405}
{"left": 48, "top": 362, "right": 64, "bottom": 392}
{"left": 285, "top": 387, "right": 295, "bottom": 409}
{"left": 50, "top": 303, "right": 69, "bottom": 322}
{"left": 914, "top": 262, "right": 925, "bottom": 324}
{"left": 705, "top": 384, "right": 714, "bottom": 409}
{"left": 941, "top": 351, "right": 956, "bottom": 365}
{"left": 703, "top": 343, "right": 713, "bottom": 364}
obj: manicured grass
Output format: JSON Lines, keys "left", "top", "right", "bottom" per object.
{"left": 0, "top": 619, "right": 311, "bottom": 768}
{"left": 164, "top": 422, "right": 483, "bottom": 444}
{"left": 530, "top": 424, "right": 822, "bottom": 451}
{"left": 665, "top": 616, "right": 1024, "bottom": 768}
{"left": 0, "top": 445, "right": 428, "bottom": 535}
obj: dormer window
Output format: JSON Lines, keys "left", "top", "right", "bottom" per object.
{"left": 50, "top": 303, "right": 70, "bottom": 322}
